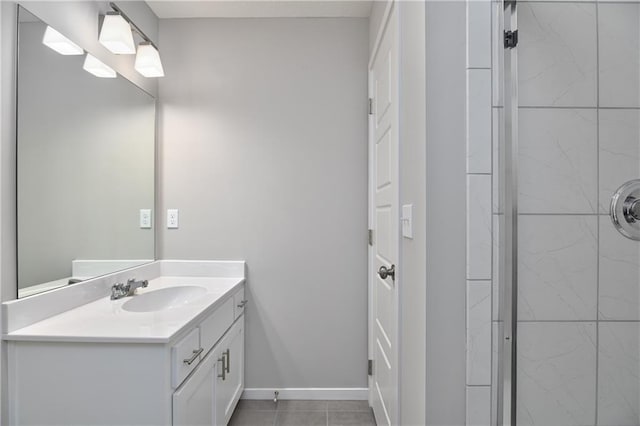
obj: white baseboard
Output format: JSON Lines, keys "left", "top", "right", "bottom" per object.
{"left": 241, "top": 388, "right": 369, "bottom": 401}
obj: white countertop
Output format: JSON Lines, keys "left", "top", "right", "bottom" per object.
{"left": 4, "top": 276, "right": 244, "bottom": 344}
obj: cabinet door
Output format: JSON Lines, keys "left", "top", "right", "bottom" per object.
{"left": 225, "top": 318, "right": 244, "bottom": 424}
{"left": 216, "top": 318, "right": 245, "bottom": 425}
{"left": 173, "top": 347, "right": 221, "bottom": 426}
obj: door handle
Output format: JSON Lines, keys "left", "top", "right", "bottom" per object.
{"left": 378, "top": 264, "right": 395, "bottom": 281}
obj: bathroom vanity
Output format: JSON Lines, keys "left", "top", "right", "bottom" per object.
{"left": 3, "top": 260, "right": 246, "bottom": 426}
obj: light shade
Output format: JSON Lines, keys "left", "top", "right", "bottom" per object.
{"left": 98, "top": 13, "right": 135, "bottom": 54}
{"left": 42, "top": 26, "right": 83, "bottom": 55}
{"left": 83, "top": 54, "right": 116, "bottom": 78}
{"left": 134, "top": 42, "right": 165, "bottom": 78}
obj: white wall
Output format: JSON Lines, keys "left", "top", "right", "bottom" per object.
{"left": 369, "top": 0, "right": 387, "bottom": 55}
{"left": 425, "top": 1, "right": 468, "bottom": 425}
{"left": 398, "top": 2, "right": 427, "bottom": 425}
{"left": 158, "top": 18, "right": 369, "bottom": 389}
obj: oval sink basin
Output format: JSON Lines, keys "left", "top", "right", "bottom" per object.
{"left": 122, "top": 286, "right": 207, "bottom": 313}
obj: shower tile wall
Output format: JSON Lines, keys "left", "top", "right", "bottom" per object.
{"left": 466, "top": 0, "right": 493, "bottom": 425}
{"left": 512, "top": 1, "right": 640, "bottom": 425}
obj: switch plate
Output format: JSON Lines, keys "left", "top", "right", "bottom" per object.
{"left": 402, "top": 204, "right": 413, "bottom": 239}
{"left": 167, "top": 209, "right": 179, "bottom": 229}
{"left": 139, "top": 209, "right": 152, "bottom": 229}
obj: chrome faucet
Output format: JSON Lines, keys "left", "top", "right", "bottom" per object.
{"left": 110, "top": 278, "right": 149, "bottom": 300}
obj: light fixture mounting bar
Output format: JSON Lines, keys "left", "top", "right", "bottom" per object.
{"left": 108, "top": 2, "right": 159, "bottom": 51}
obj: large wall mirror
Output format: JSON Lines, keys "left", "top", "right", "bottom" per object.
{"left": 17, "top": 6, "right": 156, "bottom": 298}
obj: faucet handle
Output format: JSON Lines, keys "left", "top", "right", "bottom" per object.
{"left": 110, "top": 282, "right": 126, "bottom": 300}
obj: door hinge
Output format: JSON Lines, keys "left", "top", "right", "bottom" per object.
{"left": 368, "top": 359, "right": 374, "bottom": 376}
{"left": 504, "top": 30, "right": 518, "bottom": 49}
{"left": 368, "top": 229, "right": 374, "bottom": 246}
{"left": 368, "top": 98, "right": 374, "bottom": 115}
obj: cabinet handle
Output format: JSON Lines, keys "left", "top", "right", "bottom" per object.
{"left": 218, "top": 355, "right": 226, "bottom": 380}
{"left": 225, "top": 349, "right": 230, "bottom": 373}
{"left": 183, "top": 348, "right": 203, "bottom": 366}
{"left": 237, "top": 300, "right": 247, "bottom": 308}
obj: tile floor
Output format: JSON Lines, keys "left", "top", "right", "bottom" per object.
{"left": 229, "top": 399, "right": 377, "bottom": 426}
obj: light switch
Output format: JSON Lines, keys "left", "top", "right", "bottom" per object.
{"left": 402, "top": 204, "right": 413, "bottom": 239}
{"left": 167, "top": 209, "right": 179, "bottom": 229}
{"left": 139, "top": 209, "right": 152, "bottom": 229}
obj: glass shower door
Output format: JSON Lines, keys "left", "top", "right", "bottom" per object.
{"left": 496, "top": 1, "right": 640, "bottom": 425}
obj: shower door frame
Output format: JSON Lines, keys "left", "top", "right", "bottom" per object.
{"left": 498, "top": 1, "right": 518, "bottom": 425}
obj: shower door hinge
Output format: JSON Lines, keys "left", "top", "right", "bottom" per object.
{"left": 368, "top": 359, "right": 374, "bottom": 376}
{"left": 368, "top": 98, "right": 374, "bottom": 115}
{"left": 368, "top": 229, "right": 374, "bottom": 246}
{"left": 504, "top": 30, "right": 518, "bottom": 49}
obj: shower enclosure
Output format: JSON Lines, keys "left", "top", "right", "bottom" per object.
{"left": 494, "top": 1, "right": 640, "bottom": 425}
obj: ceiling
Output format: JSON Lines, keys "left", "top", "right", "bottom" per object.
{"left": 146, "top": 1, "right": 374, "bottom": 19}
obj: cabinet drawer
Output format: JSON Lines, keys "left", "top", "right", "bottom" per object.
{"left": 172, "top": 328, "right": 201, "bottom": 388}
{"left": 233, "top": 287, "right": 246, "bottom": 319}
{"left": 200, "top": 296, "right": 234, "bottom": 354}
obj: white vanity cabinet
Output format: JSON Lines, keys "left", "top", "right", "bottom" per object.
{"left": 7, "top": 283, "right": 245, "bottom": 426}
{"left": 173, "top": 317, "right": 244, "bottom": 426}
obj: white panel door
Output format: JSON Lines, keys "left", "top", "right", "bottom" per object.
{"left": 369, "top": 5, "right": 399, "bottom": 426}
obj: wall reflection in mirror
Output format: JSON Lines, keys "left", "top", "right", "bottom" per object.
{"left": 17, "top": 6, "right": 155, "bottom": 298}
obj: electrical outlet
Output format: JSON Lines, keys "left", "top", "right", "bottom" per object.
{"left": 167, "top": 209, "right": 179, "bottom": 229}
{"left": 139, "top": 209, "right": 152, "bottom": 229}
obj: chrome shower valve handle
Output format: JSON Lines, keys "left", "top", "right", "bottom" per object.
{"left": 611, "top": 179, "right": 640, "bottom": 240}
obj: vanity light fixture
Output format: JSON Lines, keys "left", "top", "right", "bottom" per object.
{"left": 98, "top": 12, "right": 135, "bottom": 54}
{"left": 82, "top": 54, "right": 116, "bottom": 78}
{"left": 42, "top": 26, "right": 83, "bottom": 55}
{"left": 101, "top": 3, "right": 166, "bottom": 78}
{"left": 134, "top": 42, "right": 164, "bottom": 78}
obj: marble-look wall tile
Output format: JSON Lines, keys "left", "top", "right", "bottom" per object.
{"left": 517, "top": 322, "right": 596, "bottom": 426}
{"left": 518, "top": 3, "right": 597, "bottom": 107}
{"left": 598, "top": 322, "right": 640, "bottom": 426}
{"left": 518, "top": 215, "right": 597, "bottom": 321}
{"left": 518, "top": 108, "right": 597, "bottom": 214}
{"left": 599, "top": 216, "right": 640, "bottom": 320}
{"left": 599, "top": 109, "right": 640, "bottom": 213}
{"left": 599, "top": 4, "right": 640, "bottom": 107}
{"left": 467, "top": 69, "right": 492, "bottom": 174}
{"left": 467, "top": 0, "right": 491, "bottom": 69}
{"left": 467, "top": 386, "right": 491, "bottom": 426}
{"left": 467, "top": 174, "right": 492, "bottom": 279}
{"left": 491, "top": 1, "right": 503, "bottom": 108}
{"left": 467, "top": 281, "right": 492, "bottom": 385}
